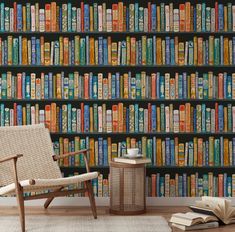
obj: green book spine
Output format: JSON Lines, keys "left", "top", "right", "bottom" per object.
{"left": 147, "top": 38, "right": 153, "bottom": 65}
{"left": 160, "top": 104, "right": 165, "bottom": 131}
{"left": 26, "top": 104, "right": 31, "bottom": 125}
{"left": 227, "top": 104, "right": 232, "bottom": 132}
{"left": 214, "top": 139, "right": 220, "bottom": 166}
{"left": 209, "top": 136, "right": 214, "bottom": 166}
{"left": 214, "top": 38, "right": 220, "bottom": 65}
{"left": 227, "top": 3, "right": 232, "bottom": 31}
{"left": 62, "top": 104, "right": 68, "bottom": 133}
{"left": 26, "top": 3, "right": 31, "bottom": 31}
{"left": 93, "top": 103, "right": 98, "bottom": 132}
{"left": 160, "top": 3, "right": 165, "bottom": 32}
{"left": 203, "top": 73, "right": 209, "bottom": 99}
{"left": 147, "top": 139, "right": 152, "bottom": 164}
{"left": 1, "top": 73, "right": 7, "bottom": 99}
{"left": 203, "top": 174, "right": 208, "bottom": 196}
{"left": 80, "top": 38, "right": 86, "bottom": 65}
{"left": 93, "top": 3, "right": 98, "bottom": 31}
{"left": 136, "top": 73, "right": 141, "bottom": 99}
{"left": 80, "top": 139, "right": 85, "bottom": 166}
{"left": 4, "top": 108, "right": 9, "bottom": 126}
{"left": 62, "top": 4, "right": 68, "bottom": 32}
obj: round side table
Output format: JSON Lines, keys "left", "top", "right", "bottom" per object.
{"left": 109, "top": 160, "right": 147, "bottom": 215}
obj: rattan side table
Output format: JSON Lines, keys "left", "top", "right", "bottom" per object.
{"left": 109, "top": 158, "right": 151, "bottom": 215}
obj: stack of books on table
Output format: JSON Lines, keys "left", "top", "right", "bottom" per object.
{"left": 170, "top": 196, "right": 235, "bottom": 230}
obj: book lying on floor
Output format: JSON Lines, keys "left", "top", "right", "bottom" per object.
{"left": 171, "top": 221, "right": 219, "bottom": 231}
{"left": 190, "top": 196, "right": 235, "bottom": 225}
{"left": 169, "top": 212, "right": 218, "bottom": 226}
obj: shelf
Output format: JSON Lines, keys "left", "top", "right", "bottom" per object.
{"left": 0, "top": 31, "right": 233, "bottom": 36}
{"left": 0, "top": 99, "right": 234, "bottom": 103}
{"left": 0, "top": 65, "right": 234, "bottom": 69}
{"left": 50, "top": 132, "right": 235, "bottom": 136}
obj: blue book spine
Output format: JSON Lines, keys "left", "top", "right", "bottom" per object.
{"left": 138, "top": 41, "right": 142, "bottom": 64}
{"left": 89, "top": 73, "right": 93, "bottom": 99}
{"left": 67, "top": 3, "right": 72, "bottom": 32}
{"left": 151, "top": 4, "right": 156, "bottom": 31}
{"left": 44, "top": 74, "right": 49, "bottom": 99}
{"left": 17, "top": 4, "right": 22, "bottom": 31}
{"left": 93, "top": 75, "right": 98, "bottom": 99}
{"left": 183, "top": 173, "right": 187, "bottom": 197}
{"left": 67, "top": 104, "right": 72, "bottom": 132}
{"left": 160, "top": 177, "right": 164, "bottom": 197}
{"left": 17, "top": 105, "right": 22, "bottom": 125}
{"left": 170, "top": 39, "right": 175, "bottom": 65}
{"left": 98, "top": 137, "right": 103, "bottom": 166}
{"left": 193, "top": 109, "right": 197, "bottom": 132}
{"left": 98, "top": 37, "right": 103, "bottom": 65}
{"left": 233, "top": 138, "right": 235, "bottom": 166}
{"left": 103, "top": 39, "right": 108, "bottom": 65}
{"left": 227, "top": 176, "right": 232, "bottom": 197}
{"left": 183, "top": 72, "right": 187, "bottom": 99}
{"left": 193, "top": 8, "right": 197, "bottom": 31}
{"left": 19, "top": 36, "right": 22, "bottom": 65}
{"left": 49, "top": 73, "right": 53, "bottom": 99}
{"left": 201, "top": 3, "right": 206, "bottom": 32}
{"left": 25, "top": 75, "right": 30, "bottom": 99}
{"left": 22, "top": 72, "right": 26, "bottom": 99}
{"left": 134, "top": 104, "right": 139, "bottom": 132}
{"left": 218, "top": 105, "right": 224, "bottom": 132}
{"left": 165, "top": 138, "right": 170, "bottom": 166}
{"left": 178, "top": 176, "right": 183, "bottom": 197}
{"left": 153, "top": 36, "right": 156, "bottom": 64}
{"left": 178, "top": 75, "right": 183, "bottom": 99}
{"left": 126, "top": 108, "right": 129, "bottom": 132}
{"left": 151, "top": 105, "right": 156, "bottom": 132}
{"left": 116, "top": 72, "right": 120, "bottom": 98}
{"left": 159, "top": 75, "right": 165, "bottom": 99}
{"left": 170, "top": 139, "right": 175, "bottom": 166}
{"left": 4, "top": 40, "right": 7, "bottom": 65}
{"left": 31, "top": 37, "right": 36, "bottom": 65}
{"left": 84, "top": 4, "right": 90, "bottom": 32}
{"left": 224, "top": 173, "right": 227, "bottom": 197}
{"left": 227, "top": 75, "right": 232, "bottom": 99}
{"left": 156, "top": 72, "right": 160, "bottom": 99}
{"left": 233, "top": 37, "right": 235, "bottom": 65}
{"left": 201, "top": 104, "right": 206, "bottom": 132}
{"left": 103, "top": 139, "right": 108, "bottom": 166}
{"left": 59, "top": 8, "right": 62, "bottom": 31}
{"left": 126, "top": 7, "right": 129, "bottom": 31}
{"left": 71, "top": 40, "right": 75, "bottom": 65}
{"left": 111, "top": 75, "right": 116, "bottom": 98}
{"left": 0, "top": 3, "right": 4, "bottom": 31}
{"left": 134, "top": 3, "right": 139, "bottom": 31}
{"left": 84, "top": 105, "right": 90, "bottom": 132}
{"left": 86, "top": 36, "right": 89, "bottom": 65}
{"left": 165, "top": 37, "right": 170, "bottom": 65}
{"left": 36, "top": 39, "right": 41, "bottom": 65}
{"left": 218, "top": 4, "right": 224, "bottom": 31}
{"left": 220, "top": 36, "right": 224, "bottom": 65}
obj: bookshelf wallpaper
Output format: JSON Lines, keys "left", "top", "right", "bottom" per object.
{"left": 1, "top": 0, "right": 235, "bottom": 199}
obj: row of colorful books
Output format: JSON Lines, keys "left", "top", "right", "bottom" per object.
{"left": 1, "top": 71, "right": 235, "bottom": 100}
{"left": 0, "top": 103, "right": 234, "bottom": 133}
{"left": 1, "top": 2, "right": 235, "bottom": 33}
{"left": 146, "top": 172, "right": 235, "bottom": 197}
{"left": 1, "top": 35, "right": 235, "bottom": 66}
{"left": 53, "top": 136, "right": 235, "bottom": 167}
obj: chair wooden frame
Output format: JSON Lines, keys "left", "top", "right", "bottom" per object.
{"left": 0, "top": 149, "right": 97, "bottom": 232}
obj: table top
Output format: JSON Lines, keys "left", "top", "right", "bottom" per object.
{"left": 110, "top": 158, "right": 151, "bottom": 167}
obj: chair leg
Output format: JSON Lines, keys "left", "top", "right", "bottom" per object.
{"left": 44, "top": 187, "right": 63, "bottom": 209}
{"left": 16, "top": 186, "right": 25, "bottom": 232}
{"left": 86, "top": 180, "right": 97, "bottom": 219}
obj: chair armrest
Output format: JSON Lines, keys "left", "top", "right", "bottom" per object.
{"left": 53, "top": 149, "right": 91, "bottom": 172}
{"left": 0, "top": 154, "right": 23, "bottom": 164}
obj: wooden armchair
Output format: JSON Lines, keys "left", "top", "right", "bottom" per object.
{"left": 0, "top": 124, "right": 98, "bottom": 232}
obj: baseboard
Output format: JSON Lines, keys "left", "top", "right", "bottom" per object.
{"left": 1, "top": 197, "right": 235, "bottom": 207}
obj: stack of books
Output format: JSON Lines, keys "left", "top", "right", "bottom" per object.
{"left": 170, "top": 196, "right": 235, "bottom": 230}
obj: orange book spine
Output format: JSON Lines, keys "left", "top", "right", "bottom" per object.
{"left": 185, "top": 2, "right": 191, "bottom": 31}
{"left": 118, "top": 2, "right": 123, "bottom": 31}
{"left": 218, "top": 174, "right": 224, "bottom": 197}
{"left": 50, "top": 103, "right": 57, "bottom": 132}
{"left": 185, "top": 103, "right": 191, "bottom": 132}
{"left": 156, "top": 138, "right": 162, "bottom": 166}
{"left": 197, "top": 138, "right": 203, "bottom": 166}
{"left": 151, "top": 174, "right": 156, "bottom": 197}
{"left": 118, "top": 103, "right": 123, "bottom": 132}
{"left": 112, "top": 105, "right": 118, "bottom": 132}
{"left": 151, "top": 73, "right": 156, "bottom": 99}
{"left": 179, "top": 4, "right": 185, "bottom": 31}
{"left": 179, "top": 105, "right": 185, "bottom": 132}
{"left": 112, "top": 4, "right": 118, "bottom": 32}
{"left": 130, "top": 37, "right": 136, "bottom": 65}
{"left": 63, "top": 37, "right": 69, "bottom": 65}
{"left": 13, "top": 2, "right": 17, "bottom": 31}
{"left": 13, "top": 103, "right": 17, "bottom": 126}
{"left": 218, "top": 73, "right": 224, "bottom": 99}
{"left": 63, "top": 138, "right": 69, "bottom": 167}
{"left": 45, "top": 4, "right": 51, "bottom": 31}
{"left": 197, "top": 37, "right": 203, "bottom": 65}
{"left": 224, "top": 138, "right": 229, "bottom": 166}
{"left": 40, "top": 36, "right": 44, "bottom": 65}
{"left": 89, "top": 138, "right": 95, "bottom": 166}
{"left": 45, "top": 105, "right": 51, "bottom": 129}
{"left": 51, "top": 2, "right": 57, "bottom": 32}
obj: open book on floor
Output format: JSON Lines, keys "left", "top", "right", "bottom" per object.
{"left": 170, "top": 212, "right": 218, "bottom": 227}
{"left": 190, "top": 196, "right": 235, "bottom": 225}
{"left": 171, "top": 221, "right": 219, "bottom": 231}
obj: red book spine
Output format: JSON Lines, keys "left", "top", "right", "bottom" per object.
{"left": 148, "top": 103, "right": 151, "bottom": 132}
{"left": 81, "top": 2, "right": 84, "bottom": 32}
{"left": 148, "top": 2, "right": 151, "bottom": 32}
{"left": 151, "top": 174, "right": 156, "bottom": 197}
{"left": 218, "top": 174, "right": 224, "bottom": 197}
{"left": 215, "top": 2, "right": 218, "bottom": 32}
{"left": 13, "top": 103, "right": 17, "bottom": 126}
{"left": 151, "top": 73, "right": 156, "bottom": 99}
{"left": 13, "top": 2, "right": 17, "bottom": 31}
{"left": 81, "top": 102, "right": 84, "bottom": 132}
{"left": 84, "top": 74, "right": 89, "bottom": 99}
{"left": 215, "top": 102, "right": 218, "bottom": 132}
{"left": 17, "top": 73, "right": 22, "bottom": 99}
